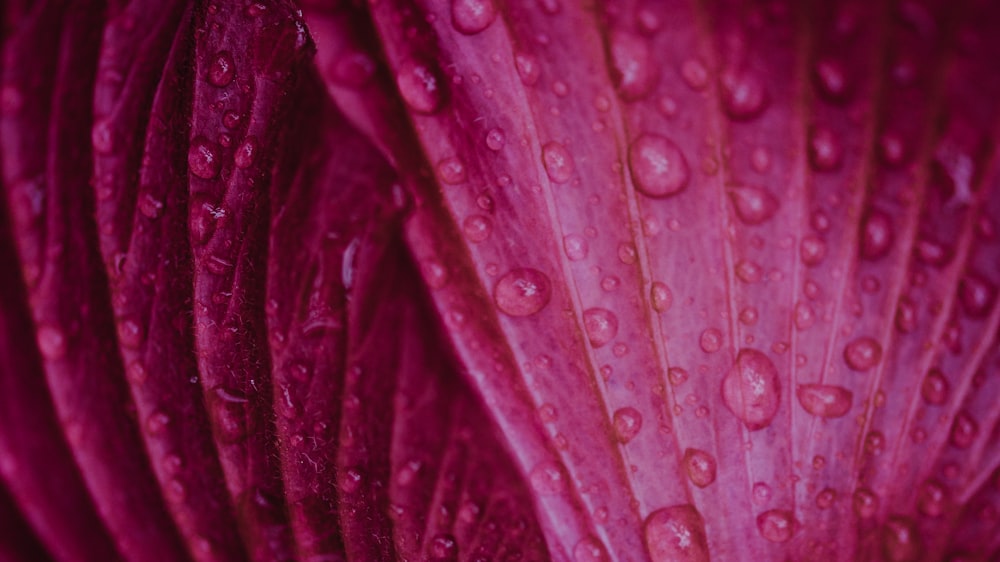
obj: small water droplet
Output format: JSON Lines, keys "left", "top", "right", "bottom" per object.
{"left": 680, "top": 58, "right": 709, "bottom": 91}
{"left": 618, "top": 242, "right": 637, "bottom": 264}
{"left": 959, "top": 272, "right": 996, "bottom": 317}
{"left": 514, "top": 52, "right": 541, "bottom": 85}
{"left": 542, "top": 141, "right": 575, "bottom": 183}
{"left": 794, "top": 301, "right": 815, "bottom": 331}
{"left": 844, "top": 336, "right": 882, "bottom": 371}
{"left": 882, "top": 516, "right": 920, "bottom": 562}
{"left": 188, "top": 136, "right": 221, "bottom": 180}
{"left": 756, "top": 509, "right": 796, "bottom": 543}
{"left": 397, "top": 59, "right": 445, "bottom": 114}
{"left": 233, "top": 136, "right": 257, "bottom": 169}
{"left": 800, "top": 234, "right": 828, "bottom": 266}
{"left": 330, "top": 50, "right": 376, "bottom": 88}
{"left": 573, "top": 536, "right": 608, "bottom": 562}
{"left": 853, "top": 488, "right": 879, "bottom": 518}
{"left": 529, "top": 460, "right": 568, "bottom": 495}
{"left": 628, "top": 134, "right": 689, "bottom": 198}
{"left": 814, "top": 57, "right": 851, "bottom": 102}
{"left": 915, "top": 237, "right": 952, "bottom": 267}
{"left": 699, "top": 328, "right": 723, "bottom": 353}
{"left": 651, "top": 282, "right": 672, "bottom": 312}
{"left": 208, "top": 51, "right": 236, "bottom": 87}
{"left": 796, "top": 384, "right": 852, "bottom": 418}
{"left": 735, "top": 260, "right": 762, "bottom": 283}
{"left": 146, "top": 411, "right": 170, "bottom": 435}
{"left": 222, "top": 111, "right": 242, "bottom": 129}
{"left": 118, "top": 318, "right": 144, "bottom": 349}
{"left": 92, "top": 119, "right": 115, "bottom": 154}
{"left": 138, "top": 194, "right": 165, "bottom": 219}
{"left": 643, "top": 504, "right": 709, "bottom": 562}
{"left": 494, "top": 268, "right": 552, "bottom": 316}
{"left": 809, "top": 126, "right": 843, "bottom": 171}
{"left": 918, "top": 479, "right": 947, "bottom": 517}
{"left": 921, "top": 369, "right": 949, "bottom": 405}
{"left": 728, "top": 185, "right": 779, "bottom": 225}
{"left": 609, "top": 32, "right": 657, "bottom": 100}
{"left": 583, "top": 308, "right": 618, "bottom": 348}
{"left": 462, "top": 214, "right": 493, "bottom": 242}
{"left": 451, "top": 0, "right": 497, "bottom": 34}
{"left": 563, "top": 234, "right": 589, "bottom": 261}
{"left": 721, "top": 348, "right": 781, "bottom": 430}
{"left": 816, "top": 488, "right": 836, "bottom": 509}
{"left": 720, "top": 68, "right": 768, "bottom": 120}
{"left": 37, "top": 325, "right": 67, "bottom": 360}
{"left": 437, "top": 156, "right": 467, "bottom": 184}
{"left": 485, "top": 127, "right": 505, "bottom": 151}
{"left": 612, "top": 407, "right": 642, "bottom": 443}
{"left": 860, "top": 209, "right": 894, "bottom": 260}
{"left": 739, "top": 306, "right": 759, "bottom": 325}
{"left": 683, "top": 448, "right": 717, "bottom": 488}
{"left": 950, "top": 411, "right": 978, "bottom": 449}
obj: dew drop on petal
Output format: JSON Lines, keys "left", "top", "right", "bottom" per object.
{"left": 728, "top": 185, "right": 780, "bottom": 225}
{"left": 950, "top": 410, "right": 978, "bottom": 449}
{"left": 808, "top": 126, "right": 843, "bottom": 171}
{"left": 959, "top": 272, "right": 996, "bottom": 317}
{"left": 92, "top": 119, "right": 115, "bottom": 154}
{"left": 451, "top": 0, "right": 497, "bottom": 34}
{"left": 564, "top": 234, "right": 589, "bottom": 261}
{"left": 529, "top": 460, "right": 568, "bottom": 495}
{"left": 651, "top": 282, "right": 672, "bottom": 312}
{"left": 542, "top": 141, "right": 575, "bottom": 183}
{"left": 796, "top": 384, "right": 852, "bottom": 418}
{"left": 573, "top": 536, "right": 608, "bottom": 562}
{"left": 683, "top": 448, "right": 717, "bottom": 488}
{"left": 494, "top": 268, "right": 552, "bottom": 317}
{"left": 721, "top": 348, "right": 781, "bottom": 430}
{"left": 629, "top": 134, "right": 690, "bottom": 198}
{"left": 921, "top": 369, "right": 949, "bottom": 405}
{"left": 881, "top": 516, "right": 920, "bottom": 562}
{"left": 800, "top": 234, "right": 828, "bottom": 266}
{"left": 189, "top": 136, "right": 221, "bottom": 179}
{"left": 756, "top": 509, "right": 796, "bottom": 543}
{"left": 720, "top": 68, "right": 768, "bottom": 120}
{"left": 430, "top": 534, "right": 458, "bottom": 559}
{"left": 233, "top": 136, "right": 257, "bottom": 169}
{"left": 396, "top": 59, "right": 445, "bottom": 114}
{"left": 680, "top": 58, "right": 709, "bottom": 91}
{"left": 485, "top": 127, "right": 505, "bottom": 151}
{"left": 612, "top": 407, "right": 642, "bottom": 444}
{"left": 813, "top": 57, "right": 850, "bottom": 102}
{"left": 437, "top": 156, "right": 467, "bottom": 184}
{"left": 816, "top": 488, "right": 836, "bottom": 509}
{"left": 207, "top": 51, "right": 235, "bottom": 87}
{"left": 583, "top": 308, "right": 618, "bottom": 348}
{"left": 860, "top": 209, "right": 894, "bottom": 260}
{"left": 643, "top": 504, "right": 710, "bottom": 562}
{"left": 514, "top": 52, "right": 541, "bottom": 86}
{"left": 853, "top": 488, "right": 879, "bottom": 519}
{"left": 844, "top": 336, "right": 882, "bottom": 371}
{"left": 918, "top": 479, "right": 947, "bottom": 517}
{"left": 37, "top": 325, "right": 67, "bottom": 360}
{"left": 462, "top": 214, "right": 493, "bottom": 242}
{"left": 699, "top": 328, "right": 723, "bottom": 353}
{"left": 609, "top": 31, "right": 657, "bottom": 100}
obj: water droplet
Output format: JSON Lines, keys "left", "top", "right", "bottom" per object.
{"left": 583, "top": 308, "right": 618, "bottom": 348}
{"left": 735, "top": 260, "right": 762, "bottom": 283}
{"left": 207, "top": 51, "right": 235, "bottom": 87}
{"left": 882, "top": 516, "right": 920, "bottom": 562}
{"left": 816, "top": 488, "right": 836, "bottom": 509}
{"left": 542, "top": 141, "right": 574, "bottom": 183}
{"left": 800, "top": 234, "right": 827, "bottom": 266}
{"left": 494, "top": 268, "right": 552, "bottom": 316}
{"left": 915, "top": 237, "right": 952, "bottom": 267}
{"left": 643, "top": 504, "right": 710, "bottom": 562}
{"left": 330, "top": 50, "right": 376, "bottom": 88}
{"left": 796, "top": 384, "right": 852, "bottom": 418}
{"left": 813, "top": 57, "right": 851, "bottom": 102}
{"left": 600, "top": 276, "right": 620, "bottom": 292}
{"left": 628, "top": 134, "right": 689, "bottom": 198}
{"left": 618, "top": 242, "right": 637, "bottom": 264}
{"left": 462, "top": 214, "right": 493, "bottom": 242}
{"left": 146, "top": 411, "right": 170, "bottom": 435}
{"left": 340, "top": 467, "right": 363, "bottom": 494}
{"left": 485, "top": 128, "right": 505, "bottom": 151}
{"left": 609, "top": 32, "right": 657, "bottom": 100}
{"left": 794, "top": 301, "right": 815, "bottom": 331}
{"left": 950, "top": 411, "right": 978, "bottom": 449}
{"left": 728, "top": 185, "right": 779, "bottom": 225}
{"left": 514, "top": 52, "right": 541, "bottom": 85}
{"left": 651, "top": 282, "right": 672, "bottom": 312}
{"left": 222, "top": 111, "right": 242, "bottom": 129}
{"left": 397, "top": 59, "right": 445, "bottom": 114}
{"left": 844, "top": 336, "right": 882, "bottom": 371}
{"left": 37, "top": 325, "right": 67, "bottom": 360}
{"left": 959, "top": 272, "right": 996, "bottom": 317}
{"left": 721, "top": 348, "right": 781, "bottom": 430}
{"left": 865, "top": 431, "right": 885, "bottom": 454}
{"left": 756, "top": 509, "right": 796, "bottom": 543}
{"left": 573, "top": 536, "right": 608, "bottom": 562}
{"left": 612, "top": 407, "right": 642, "bottom": 443}
{"left": 138, "top": 194, "right": 165, "bottom": 219}
{"left": 739, "top": 306, "right": 759, "bottom": 325}
{"left": 668, "top": 367, "right": 689, "bottom": 386}
{"left": 699, "top": 328, "right": 723, "bottom": 353}
{"left": 118, "top": 318, "right": 144, "bottom": 349}
{"left": 563, "top": 234, "right": 589, "bottom": 261}
{"left": 211, "top": 386, "right": 249, "bottom": 442}
{"left": 921, "top": 369, "right": 949, "bottom": 405}
{"left": 529, "top": 460, "right": 568, "bottom": 495}
{"left": 189, "top": 136, "right": 221, "bottom": 179}
{"left": 451, "top": 0, "right": 497, "bottom": 34}
{"left": 720, "top": 68, "right": 768, "bottom": 120}
{"left": 853, "top": 488, "right": 879, "bottom": 518}
{"left": 918, "top": 479, "right": 947, "bottom": 517}
{"left": 437, "top": 156, "right": 467, "bottom": 184}
{"left": 233, "top": 136, "right": 257, "bottom": 169}
{"left": 809, "top": 126, "right": 843, "bottom": 171}
{"left": 683, "top": 448, "right": 717, "bottom": 488}
{"left": 860, "top": 209, "right": 894, "bottom": 260}
{"left": 92, "top": 119, "right": 115, "bottom": 154}
{"left": 680, "top": 58, "right": 709, "bottom": 91}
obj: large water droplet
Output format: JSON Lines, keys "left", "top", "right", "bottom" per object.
{"left": 796, "top": 384, "right": 852, "bottom": 418}
{"left": 189, "top": 136, "right": 221, "bottom": 179}
{"left": 494, "top": 268, "right": 552, "bottom": 316}
{"left": 756, "top": 509, "right": 796, "bottom": 543}
{"left": 860, "top": 209, "right": 894, "bottom": 260}
{"left": 542, "top": 141, "right": 575, "bottom": 183}
{"left": 628, "top": 134, "right": 689, "bottom": 198}
{"left": 612, "top": 407, "right": 642, "bottom": 443}
{"left": 651, "top": 282, "right": 672, "bottom": 312}
{"left": 844, "top": 336, "right": 882, "bottom": 371}
{"left": 683, "top": 448, "right": 717, "bottom": 488}
{"left": 959, "top": 272, "right": 996, "bottom": 317}
{"left": 609, "top": 32, "right": 657, "bottom": 100}
{"left": 396, "top": 59, "right": 445, "bottom": 114}
{"left": 882, "top": 516, "right": 920, "bottom": 562}
{"left": 809, "top": 126, "right": 843, "bottom": 171}
{"left": 728, "top": 185, "right": 779, "bottom": 225}
{"left": 207, "top": 51, "right": 236, "bottom": 87}
{"left": 950, "top": 411, "right": 978, "bottom": 449}
{"left": 721, "top": 348, "right": 781, "bottom": 430}
{"left": 643, "top": 504, "right": 709, "bottom": 562}
{"left": 583, "top": 308, "right": 618, "bottom": 348}
{"left": 921, "top": 369, "right": 949, "bottom": 405}
{"left": 451, "top": 0, "right": 497, "bottom": 34}
{"left": 720, "top": 68, "right": 768, "bottom": 120}
{"left": 529, "top": 460, "right": 568, "bottom": 495}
